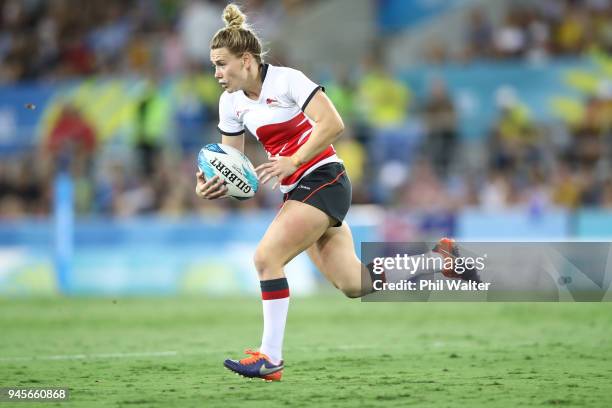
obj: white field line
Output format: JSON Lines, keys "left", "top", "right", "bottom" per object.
{"left": 0, "top": 345, "right": 379, "bottom": 363}
{"left": 1, "top": 343, "right": 454, "bottom": 363}
{"left": 0, "top": 351, "right": 177, "bottom": 362}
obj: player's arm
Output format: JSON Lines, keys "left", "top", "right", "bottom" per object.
{"left": 290, "top": 90, "right": 344, "bottom": 167}
{"left": 256, "top": 90, "right": 345, "bottom": 186}
{"left": 222, "top": 133, "right": 245, "bottom": 153}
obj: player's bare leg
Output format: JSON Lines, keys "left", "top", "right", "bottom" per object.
{"left": 307, "top": 225, "right": 482, "bottom": 298}
{"left": 253, "top": 200, "right": 332, "bottom": 281}
{"left": 307, "top": 222, "right": 366, "bottom": 298}
{"left": 224, "top": 200, "right": 332, "bottom": 381}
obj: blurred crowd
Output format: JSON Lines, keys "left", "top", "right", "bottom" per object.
{"left": 426, "top": 0, "right": 612, "bottom": 64}
{"left": 0, "top": 0, "right": 611, "bottom": 219}
{"left": 0, "top": 0, "right": 309, "bottom": 82}
{"left": 485, "top": 83, "right": 612, "bottom": 211}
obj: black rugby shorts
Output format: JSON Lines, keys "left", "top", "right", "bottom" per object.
{"left": 283, "top": 163, "right": 352, "bottom": 227}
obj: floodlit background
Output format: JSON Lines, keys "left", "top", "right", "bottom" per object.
{"left": 0, "top": 0, "right": 611, "bottom": 295}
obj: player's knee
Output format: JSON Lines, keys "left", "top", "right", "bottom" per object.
{"left": 338, "top": 281, "right": 363, "bottom": 298}
{"left": 253, "top": 248, "right": 281, "bottom": 279}
{"left": 252, "top": 249, "right": 268, "bottom": 275}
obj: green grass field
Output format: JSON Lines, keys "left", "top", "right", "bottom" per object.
{"left": 2, "top": 296, "right": 611, "bottom": 407}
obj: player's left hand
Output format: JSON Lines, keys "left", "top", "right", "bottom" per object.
{"left": 256, "top": 156, "right": 297, "bottom": 190}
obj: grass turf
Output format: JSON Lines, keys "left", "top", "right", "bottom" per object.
{"left": 1, "top": 296, "right": 611, "bottom": 407}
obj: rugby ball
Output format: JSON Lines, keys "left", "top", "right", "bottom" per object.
{"left": 197, "top": 143, "right": 259, "bottom": 200}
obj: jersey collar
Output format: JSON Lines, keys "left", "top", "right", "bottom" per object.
{"left": 261, "top": 63, "right": 269, "bottom": 84}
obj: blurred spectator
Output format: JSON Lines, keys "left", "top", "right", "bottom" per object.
{"left": 493, "top": 11, "right": 527, "bottom": 59}
{"left": 59, "top": 28, "right": 96, "bottom": 77}
{"left": 551, "top": 160, "right": 582, "bottom": 209}
{"left": 179, "top": 0, "right": 223, "bottom": 64}
{"left": 126, "top": 30, "right": 155, "bottom": 74}
{"left": 479, "top": 170, "right": 513, "bottom": 211}
{"left": 87, "top": 2, "right": 133, "bottom": 67}
{"left": 324, "top": 66, "right": 356, "bottom": 125}
{"left": 422, "top": 77, "right": 458, "bottom": 177}
{"left": 395, "top": 159, "right": 450, "bottom": 213}
{"left": 134, "top": 72, "right": 172, "bottom": 176}
{"left": 601, "top": 178, "right": 612, "bottom": 208}
{"left": 489, "top": 86, "right": 541, "bottom": 173}
{"left": 356, "top": 54, "right": 415, "bottom": 203}
{"left": 464, "top": 8, "right": 493, "bottom": 59}
{"left": 158, "top": 22, "right": 186, "bottom": 77}
{"left": 422, "top": 37, "right": 449, "bottom": 65}
{"left": 357, "top": 55, "right": 411, "bottom": 129}
{"left": 585, "top": 81, "right": 612, "bottom": 132}
{"left": 578, "top": 166, "right": 601, "bottom": 206}
{"left": 173, "top": 63, "right": 221, "bottom": 150}
{"left": 570, "top": 118, "right": 603, "bottom": 169}
{"left": 334, "top": 130, "right": 368, "bottom": 203}
{"left": 242, "top": 0, "right": 285, "bottom": 46}
{"left": 0, "top": 154, "right": 50, "bottom": 219}
{"left": 521, "top": 168, "right": 553, "bottom": 213}
{"left": 554, "top": 4, "right": 589, "bottom": 55}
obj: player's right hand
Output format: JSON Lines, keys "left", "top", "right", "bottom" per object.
{"left": 195, "top": 171, "right": 228, "bottom": 199}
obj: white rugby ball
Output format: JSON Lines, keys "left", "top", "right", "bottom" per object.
{"left": 197, "top": 143, "right": 259, "bottom": 200}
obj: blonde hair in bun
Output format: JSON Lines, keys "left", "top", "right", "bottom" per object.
{"left": 211, "top": 3, "right": 265, "bottom": 63}
{"left": 223, "top": 3, "right": 246, "bottom": 29}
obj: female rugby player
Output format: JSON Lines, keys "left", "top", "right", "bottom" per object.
{"left": 195, "top": 4, "right": 475, "bottom": 382}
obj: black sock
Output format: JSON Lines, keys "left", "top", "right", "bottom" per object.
{"left": 362, "top": 262, "right": 386, "bottom": 294}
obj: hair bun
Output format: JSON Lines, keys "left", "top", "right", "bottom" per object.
{"left": 223, "top": 4, "right": 246, "bottom": 29}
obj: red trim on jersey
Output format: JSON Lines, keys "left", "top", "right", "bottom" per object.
{"left": 261, "top": 288, "right": 290, "bottom": 300}
{"left": 256, "top": 112, "right": 312, "bottom": 156}
{"left": 256, "top": 112, "right": 336, "bottom": 188}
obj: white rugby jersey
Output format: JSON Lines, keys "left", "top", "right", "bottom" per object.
{"left": 217, "top": 64, "right": 342, "bottom": 193}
